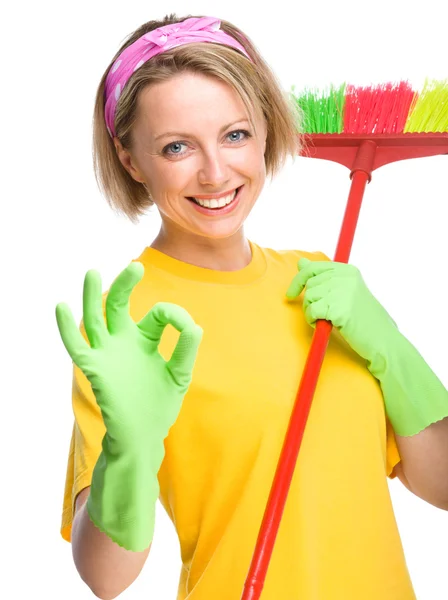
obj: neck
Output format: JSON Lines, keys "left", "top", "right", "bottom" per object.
{"left": 149, "top": 228, "right": 252, "bottom": 272}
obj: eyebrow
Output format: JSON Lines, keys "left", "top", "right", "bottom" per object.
{"left": 154, "top": 119, "right": 250, "bottom": 142}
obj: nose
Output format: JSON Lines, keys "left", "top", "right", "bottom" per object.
{"left": 197, "top": 147, "right": 231, "bottom": 188}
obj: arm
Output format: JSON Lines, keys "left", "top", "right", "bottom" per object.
{"left": 393, "top": 416, "right": 448, "bottom": 511}
{"left": 377, "top": 331, "right": 448, "bottom": 510}
{"left": 57, "top": 264, "right": 202, "bottom": 592}
{"left": 285, "top": 258, "right": 448, "bottom": 508}
{"left": 72, "top": 487, "right": 151, "bottom": 600}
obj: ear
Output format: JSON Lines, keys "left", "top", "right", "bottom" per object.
{"left": 113, "top": 137, "right": 146, "bottom": 184}
{"left": 262, "top": 120, "right": 268, "bottom": 153}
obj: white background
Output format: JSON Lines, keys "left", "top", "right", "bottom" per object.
{"left": 2, "top": 0, "right": 447, "bottom": 598}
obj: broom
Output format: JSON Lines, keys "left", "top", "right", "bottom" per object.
{"left": 240, "top": 78, "right": 448, "bottom": 599}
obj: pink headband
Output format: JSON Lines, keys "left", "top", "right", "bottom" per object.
{"left": 104, "top": 16, "right": 253, "bottom": 138}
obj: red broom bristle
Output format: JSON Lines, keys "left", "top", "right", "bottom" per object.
{"left": 343, "top": 81, "right": 416, "bottom": 134}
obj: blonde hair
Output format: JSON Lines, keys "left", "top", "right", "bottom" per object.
{"left": 93, "top": 13, "right": 303, "bottom": 223}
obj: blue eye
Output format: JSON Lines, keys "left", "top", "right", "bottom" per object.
{"left": 228, "top": 130, "right": 246, "bottom": 142}
{"left": 162, "top": 129, "right": 252, "bottom": 157}
{"left": 165, "top": 142, "right": 183, "bottom": 155}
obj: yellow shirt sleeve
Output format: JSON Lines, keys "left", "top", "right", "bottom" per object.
{"left": 386, "top": 415, "right": 401, "bottom": 478}
{"left": 60, "top": 323, "right": 106, "bottom": 543}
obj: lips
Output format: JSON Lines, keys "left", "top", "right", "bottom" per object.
{"left": 187, "top": 185, "right": 243, "bottom": 215}
{"left": 187, "top": 186, "right": 241, "bottom": 203}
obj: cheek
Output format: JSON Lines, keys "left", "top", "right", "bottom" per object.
{"left": 233, "top": 146, "right": 266, "bottom": 173}
{"left": 252, "top": 151, "right": 267, "bottom": 182}
{"left": 151, "top": 163, "right": 192, "bottom": 194}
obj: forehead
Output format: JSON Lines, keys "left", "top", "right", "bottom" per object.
{"left": 135, "top": 72, "right": 261, "bottom": 138}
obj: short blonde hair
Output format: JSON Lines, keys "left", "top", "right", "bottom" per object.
{"left": 93, "top": 13, "right": 303, "bottom": 223}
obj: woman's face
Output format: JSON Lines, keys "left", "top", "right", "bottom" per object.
{"left": 116, "top": 71, "right": 267, "bottom": 241}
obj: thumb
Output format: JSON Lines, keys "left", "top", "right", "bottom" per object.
{"left": 298, "top": 257, "right": 311, "bottom": 269}
{"left": 285, "top": 257, "right": 311, "bottom": 298}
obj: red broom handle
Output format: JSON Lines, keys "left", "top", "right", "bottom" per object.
{"left": 240, "top": 140, "right": 377, "bottom": 600}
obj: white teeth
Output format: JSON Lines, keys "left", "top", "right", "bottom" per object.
{"left": 193, "top": 189, "right": 238, "bottom": 208}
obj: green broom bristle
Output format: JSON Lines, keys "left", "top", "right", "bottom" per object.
{"left": 404, "top": 78, "right": 448, "bottom": 132}
{"left": 291, "top": 83, "right": 346, "bottom": 133}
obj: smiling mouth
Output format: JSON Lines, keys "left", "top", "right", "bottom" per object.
{"left": 187, "top": 186, "right": 242, "bottom": 208}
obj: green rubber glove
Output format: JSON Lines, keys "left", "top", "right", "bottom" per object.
{"left": 286, "top": 258, "right": 448, "bottom": 437}
{"left": 56, "top": 262, "right": 203, "bottom": 550}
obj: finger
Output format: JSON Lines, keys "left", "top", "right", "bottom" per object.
{"left": 138, "top": 302, "right": 198, "bottom": 344}
{"left": 303, "top": 283, "right": 330, "bottom": 314}
{"left": 304, "top": 297, "right": 330, "bottom": 327}
{"left": 285, "top": 272, "right": 304, "bottom": 298}
{"left": 105, "top": 262, "right": 145, "bottom": 334}
{"left": 83, "top": 270, "right": 108, "bottom": 349}
{"left": 166, "top": 325, "right": 203, "bottom": 388}
{"left": 286, "top": 261, "right": 334, "bottom": 298}
{"left": 304, "top": 270, "right": 333, "bottom": 290}
{"left": 55, "top": 302, "right": 91, "bottom": 366}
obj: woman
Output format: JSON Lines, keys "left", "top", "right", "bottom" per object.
{"left": 57, "top": 13, "right": 448, "bottom": 600}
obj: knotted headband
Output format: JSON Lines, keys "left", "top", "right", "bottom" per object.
{"left": 104, "top": 16, "right": 254, "bottom": 138}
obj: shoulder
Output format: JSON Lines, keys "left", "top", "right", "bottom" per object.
{"left": 256, "top": 243, "right": 331, "bottom": 265}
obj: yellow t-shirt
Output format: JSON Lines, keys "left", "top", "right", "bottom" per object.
{"left": 60, "top": 240, "right": 416, "bottom": 599}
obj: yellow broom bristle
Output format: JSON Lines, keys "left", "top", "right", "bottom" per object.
{"left": 404, "top": 78, "right": 448, "bottom": 132}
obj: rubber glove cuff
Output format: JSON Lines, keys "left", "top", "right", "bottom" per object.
{"left": 369, "top": 330, "right": 448, "bottom": 436}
